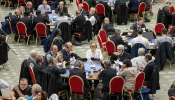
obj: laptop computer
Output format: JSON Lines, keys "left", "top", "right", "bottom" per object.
{"left": 143, "top": 32, "right": 155, "bottom": 41}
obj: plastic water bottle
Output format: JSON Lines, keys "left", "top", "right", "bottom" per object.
{"left": 90, "top": 66, "right": 94, "bottom": 75}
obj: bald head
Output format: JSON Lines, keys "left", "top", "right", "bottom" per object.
{"left": 51, "top": 45, "right": 58, "bottom": 54}
{"left": 104, "top": 17, "right": 109, "bottom": 24}
{"left": 65, "top": 42, "right": 73, "bottom": 51}
{"left": 78, "top": 3, "right": 83, "bottom": 10}
{"left": 89, "top": 7, "right": 95, "bottom": 15}
{"left": 115, "top": 29, "right": 121, "bottom": 36}
{"left": 26, "top": 1, "right": 32, "bottom": 8}
{"left": 15, "top": 9, "right": 20, "bottom": 16}
{"left": 59, "top": 1, "right": 64, "bottom": 8}
{"left": 42, "top": 0, "right": 47, "bottom": 7}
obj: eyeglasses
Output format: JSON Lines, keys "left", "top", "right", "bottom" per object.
{"left": 117, "top": 49, "right": 122, "bottom": 50}
{"left": 91, "top": 46, "right": 96, "bottom": 48}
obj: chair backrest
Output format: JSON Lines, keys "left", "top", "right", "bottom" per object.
{"left": 76, "top": 0, "right": 80, "bottom": 8}
{"left": 109, "top": 76, "right": 124, "bottom": 94}
{"left": 105, "top": 40, "right": 116, "bottom": 55}
{"left": 16, "top": 22, "right": 27, "bottom": 36}
{"left": 170, "top": 6, "right": 175, "bottom": 14}
{"left": 95, "top": 4, "right": 105, "bottom": 15}
{"left": 69, "top": 75, "right": 84, "bottom": 94}
{"left": 28, "top": 66, "right": 37, "bottom": 84}
{"left": 8, "top": 21, "right": 13, "bottom": 33}
{"left": 98, "top": 29, "right": 107, "bottom": 43}
{"left": 131, "top": 43, "right": 147, "bottom": 58}
{"left": 154, "top": 23, "right": 165, "bottom": 33}
{"left": 58, "top": 22, "right": 71, "bottom": 43}
{"left": 134, "top": 72, "right": 145, "bottom": 92}
{"left": 97, "top": 35, "right": 103, "bottom": 50}
{"left": 170, "top": 26, "right": 175, "bottom": 35}
{"left": 82, "top": 2, "right": 89, "bottom": 12}
{"left": 138, "top": 2, "right": 146, "bottom": 14}
{"left": 18, "top": 0, "right": 26, "bottom": 4}
{"left": 170, "top": 96, "right": 175, "bottom": 100}
{"left": 35, "top": 23, "right": 47, "bottom": 37}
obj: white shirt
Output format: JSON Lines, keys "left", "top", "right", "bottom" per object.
{"left": 131, "top": 35, "right": 150, "bottom": 49}
{"left": 55, "top": 16, "right": 68, "bottom": 27}
{"left": 86, "top": 49, "right": 103, "bottom": 60}
{"left": 38, "top": 4, "right": 51, "bottom": 13}
{"left": 86, "top": 16, "right": 96, "bottom": 26}
{"left": 131, "top": 56, "right": 147, "bottom": 68}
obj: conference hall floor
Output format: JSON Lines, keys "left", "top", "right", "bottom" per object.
{"left": 0, "top": 0, "right": 175, "bottom": 99}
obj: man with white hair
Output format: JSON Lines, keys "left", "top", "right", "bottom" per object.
{"left": 131, "top": 48, "right": 147, "bottom": 70}
{"left": 110, "top": 44, "right": 131, "bottom": 62}
{"left": 25, "top": 1, "right": 33, "bottom": 13}
{"left": 55, "top": 1, "right": 68, "bottom": 15}
{"left": 26, "top": 84, "right": 42, "bottom": 100}
{"left": 85, "top": 7, "right": 97, "bottom": 26}
{"left": 38, "top": 0, "right": 51, "bottom": 14}
{"left": 27, "top": 50, "right": 38, "bottom": 67}
{"left": 11, "top": 9, "right": 20, "bottom": 34}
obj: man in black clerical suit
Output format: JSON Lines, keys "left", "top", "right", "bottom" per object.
{"left": 69, "top": 60, "right": 90, "bottom": 100}
{"left": 25, "top": 1, "right": 33, "bottom": 13}
{"left": 55, "top": 1, "right": 68, "bottom": 15}
{"left": 61, "top": 42, "right": 81, "bottom": 61}
{"left": 110, "top": 44, "right": 131, "bottom": 62}
{"left": 44, "top": 57, "right": 69, "bottom": 91}
{"left": 11, "top": 9, "right": 20, "bottom": 34}
{"left": 33, "top": 10, "right": 50, "bottom": 27}
{"left": 110, "top": 29, "right": 128, "bottom": 50}
{"left": 72, "top": 10, "right": 86, "bottom": 32}
{"left": 19, "top": 11, "right": 33, "bottom": 35}
{"left": 33, "top": 56, "right": 45, "bottom": 85}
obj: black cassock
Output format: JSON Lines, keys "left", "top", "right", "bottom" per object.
{"left": 32, "top": 0, "right": 43, "bottom": 10}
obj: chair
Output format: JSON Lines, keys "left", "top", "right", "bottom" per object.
{"left": 98, "top": 29, "right": 107, "bottom": 43}
{"left": 170, "top": 26, "right": 175, "bottom": 37}
{"left": 7, "top": 0, "right": 12, "bottom": 8}
{"left": 58, "top": 22, "right": 72, "bottom": 43}
{"left": 76, "top": 0, "right": 80, "bottom": 8}
{"left": 8, "top": 21, "right": 16, "bottom": 42}
{"left": 58, "top": 90, "right": 68, "bottom": 100}
{"left": 105, "top": 40, "right": 116, "bottom": 56}
{"left": 69, "top": 75, "right": 92, "bottom": 100}
{"left": 170, "top": 96, "right": 175, "bottom": 100}
{"left": 35, "top": 23, "right": 47, "bottom": 45}
{"left": 131, "top": 43, "right": 148, "bottom": 58}
{"left": 109, "top": 76, "right": 125, "bottom": 100}
{"left": 97, "top": 35, "right": 106, "bottom": 52}
{"left": 145, "top": 0, "right": 154, "bottom": 18}
{"left": 125, "top": 72, "right": 145, "bottom": 100}
{"left": 18, "top": 0, "right": 26, "bottom": 6}
{"left": 130, "top": 2, "right": 146, "bottom": 21}
{"left": 170, "top": 6, "right": 175, "bottom": 14}
{"left": 82, "top": 1, "right": 89, "bottom": 13}
{"left": 154, "top": 23, "right": 165, "bottom": 34}
{"left": 28, "top": 66, "right": 37, "bottom": 84}
{"left": 16, "top": 22, "right": 34, "bottom": 46}
{"left": 95, "top": 4, "right": 105, "bottom": 16}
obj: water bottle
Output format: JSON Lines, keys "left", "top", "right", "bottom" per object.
{"left": 90, "top": 66, "right": 94, "bottom": 75}
{"left": 116, "top": 64, "right": 119, "bottom": 72}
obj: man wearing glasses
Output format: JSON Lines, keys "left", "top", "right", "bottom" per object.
{"left": 110, "top": 44, "right": 131, "bottom": 62}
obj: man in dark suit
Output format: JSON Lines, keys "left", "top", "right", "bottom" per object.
{"left": 27, "top": 50, "right": 38, "bottom": 67}
{"left": 33, "top": 55, "right": 45, "bottom": 85}
{"left": 55, "top": 1, "right": 68, "bottom": 15}
{"left": 98, "top": 60, "right": 117, "bottom": 92}
{"left": 33, "top": 10, "right": 50, "bottom": 27}
{"left": 25, "top": 1, "right": 33, "bottom": 13}
{"left": 128, "top": 0, "right": 140, "bottom": 14}
{"left": 61, "top": 42, "right": 81, "bottom": 61}
{"left": 44, "top": 57, "right": 69, "bottom": 91}
{"left": 69, "top": 60, "right": 90, "bottom": 100}
{"left": 11, "top": 9, "right": 20, "bottom": 34}
{"left": 110, "top": 29, "right": 128, "bottom": 49}
{"left": 98, "top": 0, "right": 112, "bottom": 20}
{"left": 72, "top": 10, "right": 86, "bottom": 32}
{"left": 85, "top": 0, "right": 96, "bottom": 8}
{"left": 143, "top": 54, "right": 155, "bottom": 82}
{"left": 78, "top": 3, "right": 87, "bottom": 16}
{"left": 110, "top": 44, "right": 131, "bottom": 62}
{"left": 102, "top": 17, "right": 115, "bottom": 36}
{"left": 19, "top": 11, "right": 34, "bottom": 35}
